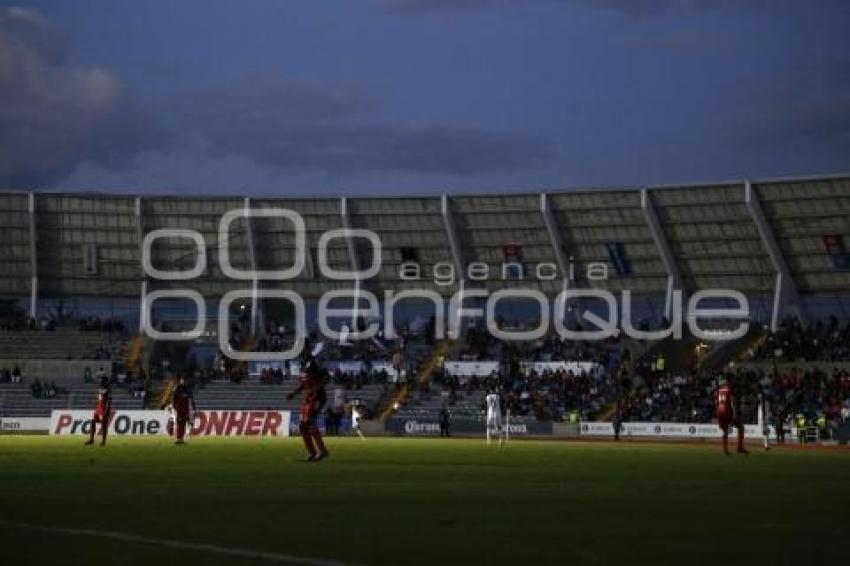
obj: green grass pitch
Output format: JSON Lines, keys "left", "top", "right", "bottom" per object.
{"left": 1, "top": 436, "right": 848, "bottom": 565}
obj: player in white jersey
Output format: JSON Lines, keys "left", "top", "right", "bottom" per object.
{"left": 485, "top": 391, "right": 506, "bottom": 445}
{"left": 351, "top": 403, "right": 366, "bottom": 442}
{"left": 757, "top": 392, "right": 770, "bottom": 451}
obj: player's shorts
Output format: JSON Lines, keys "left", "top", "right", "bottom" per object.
{"left": 717, "top": 411, "right": 732, "bottom": 431}
{"left": 487, "top": 413, "right": 502, "bottom": 430}
{"left": 93, "top": 401, "right": 108, "bottom": 421}
{"left": 300, "top": 404, "right": 318, "bottom": 424}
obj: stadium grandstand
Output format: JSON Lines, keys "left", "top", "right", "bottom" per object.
{"left": 1, "top": 174, "right": 850, "bottom": 441}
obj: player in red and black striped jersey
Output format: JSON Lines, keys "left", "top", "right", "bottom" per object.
{"left": 287, "top": 346, "right": 329, "bottom": 462}
{"left": 715, "top": 377, "right": 747, "bottom": 455}
{"left": 85, "top": 374, "right": 112, "bottom": 446}
{"left": 170, "top": 376, "right": 195, "bottom": 445}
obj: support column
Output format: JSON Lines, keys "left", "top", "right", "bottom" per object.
{"left": 440, "top": 194, "right": 470, "bottom": 343}
{"left": 744, "top": 181, "right": 803, "bottom": 331}
{"left": 28, "top": 192, "right": 37, "bottom": 319}
{"left": 540, "top": 192, "right": 570, "bottom": 288}
{"left": 640, "top": 188, "right": 683, "bottom": 320}
{"left": 243, "top": 198, "right": 261, "bottom": 336}
{"left": 135, "top": 197, "right": 147, "bottom": 333}
{"left": 340, "top": 197, "right": 361, "bottom": 328}
{"left": 440, "top": 194, "right": 464, "bottom": 277}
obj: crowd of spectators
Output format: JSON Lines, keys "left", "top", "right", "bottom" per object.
{"left": 617, "top": 364, "right": 850, "bottom": 430}
{"left": 750, "top": 317, "right": 850, "bottom": 362}
{"left": 29, "top": 379, "right": 62, "bottom": 399}
{"left": 78, "top": 316, "right": 125, "bottom": 333}
{"left": 1, "top": 315, "right": 54, "bottom": 331}
{"left": 426, "top": 315, "right": 850, "bottom": 430}
{"left": 8, "top": 303, "right": 846, "bottom": 430}
{"left": 0, "top": 366, "right": 23, "bottom": 384}
{"left": 430, "top": 326, "right": 624, "bottom": 420}
{"left": 1, "top": 308, "right": 127, "bottom": 334}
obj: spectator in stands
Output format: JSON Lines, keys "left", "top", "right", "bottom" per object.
{"left": 30, "top": 379, "right": 42, "bottom": 398}
{"left": 12, "top": 365, "right": 21, "bottom": 384}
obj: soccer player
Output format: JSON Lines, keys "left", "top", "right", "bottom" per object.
{"left": 170, "top": 376, "right": 195, "bottom": 445}
{"left": 485, "top": 389, "right": 503, "bottom": 445}
{"left": 287, "top": 346, "right": 329, "bottom": 462}
{"left": 350, "top": 402, "right": 366, "bottom": 442}
{"left": 85, "top": 373, "right": 111, "bottom": 446}
{"left": 715, "top": 377, "right": 747, "bottom": 455}
{"left": 757, "top": 390, "right": 771, "bottom": 452}
{"left": 439, "top": 405, "right": 451, "bottom": 437}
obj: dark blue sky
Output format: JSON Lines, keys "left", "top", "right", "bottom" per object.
{"left": 1, "top": 0, "right": 848, "bottom": 196}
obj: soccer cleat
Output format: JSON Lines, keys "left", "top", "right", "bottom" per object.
{"left": 84, "top": 439, "right": 94, "bottom": 446}
{"left": 303, "top": 454, "right": 318, "bottom": 462}
{"left": 737, "top": 448, "right": 750, "bottom": 455}
{"left": 314, "top": 451, "right": 329, "bottom": 462}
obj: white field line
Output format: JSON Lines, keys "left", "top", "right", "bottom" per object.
{"left": 0, "top": 520, "right": 358, "bottom": 566}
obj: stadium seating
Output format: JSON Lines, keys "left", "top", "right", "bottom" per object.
{"left": 191, "top": 380, "right": 386, "bottom": 412}
{"left": 0, "top": 382, "right": 143, "bottom": 417}
{"left": 0, "top": 328, "right": 117, "bottom": 360}
{"left": 1, "top": 175, "right": 849, "bottom": 427}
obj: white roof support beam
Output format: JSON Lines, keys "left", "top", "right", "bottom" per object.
{"left": 340, "top": 197, "right": 362, "bottom": 328}
{"left": 641, "top": 188, "right": 683, "bottom": 320}
{"left": 540, "top": 192, "right": 569, "bottom": 289}
{"left": 244, "top": 197, "right": 260, "bottom": 336}
{"left": 135, "top": 197, "right": 147, "bottom": 334}
{"left": 744, "top": 181, "right": 804, "bottom": 331}
{"left": 440, "top": 194, "right": 464, "bottom": 279}
{"left": 441, "top": 194, "right": 469, "bottom": 344}
{"left": 28, "top": 192, "right": 37, "bottom": 319}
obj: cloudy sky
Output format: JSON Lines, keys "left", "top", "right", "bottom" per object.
{"left": 1, "top": 0, "right": 848, "bottom": 197}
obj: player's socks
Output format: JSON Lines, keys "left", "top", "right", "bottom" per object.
{"left": 301, "top": 429, "right": 316, "bottom": 456}
{"left": 312, "top": 431, "right": 327, "bottom": 456}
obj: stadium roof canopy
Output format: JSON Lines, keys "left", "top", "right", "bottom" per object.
{"left": 1, "top": 174, "right": 849, "bottom": 331}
